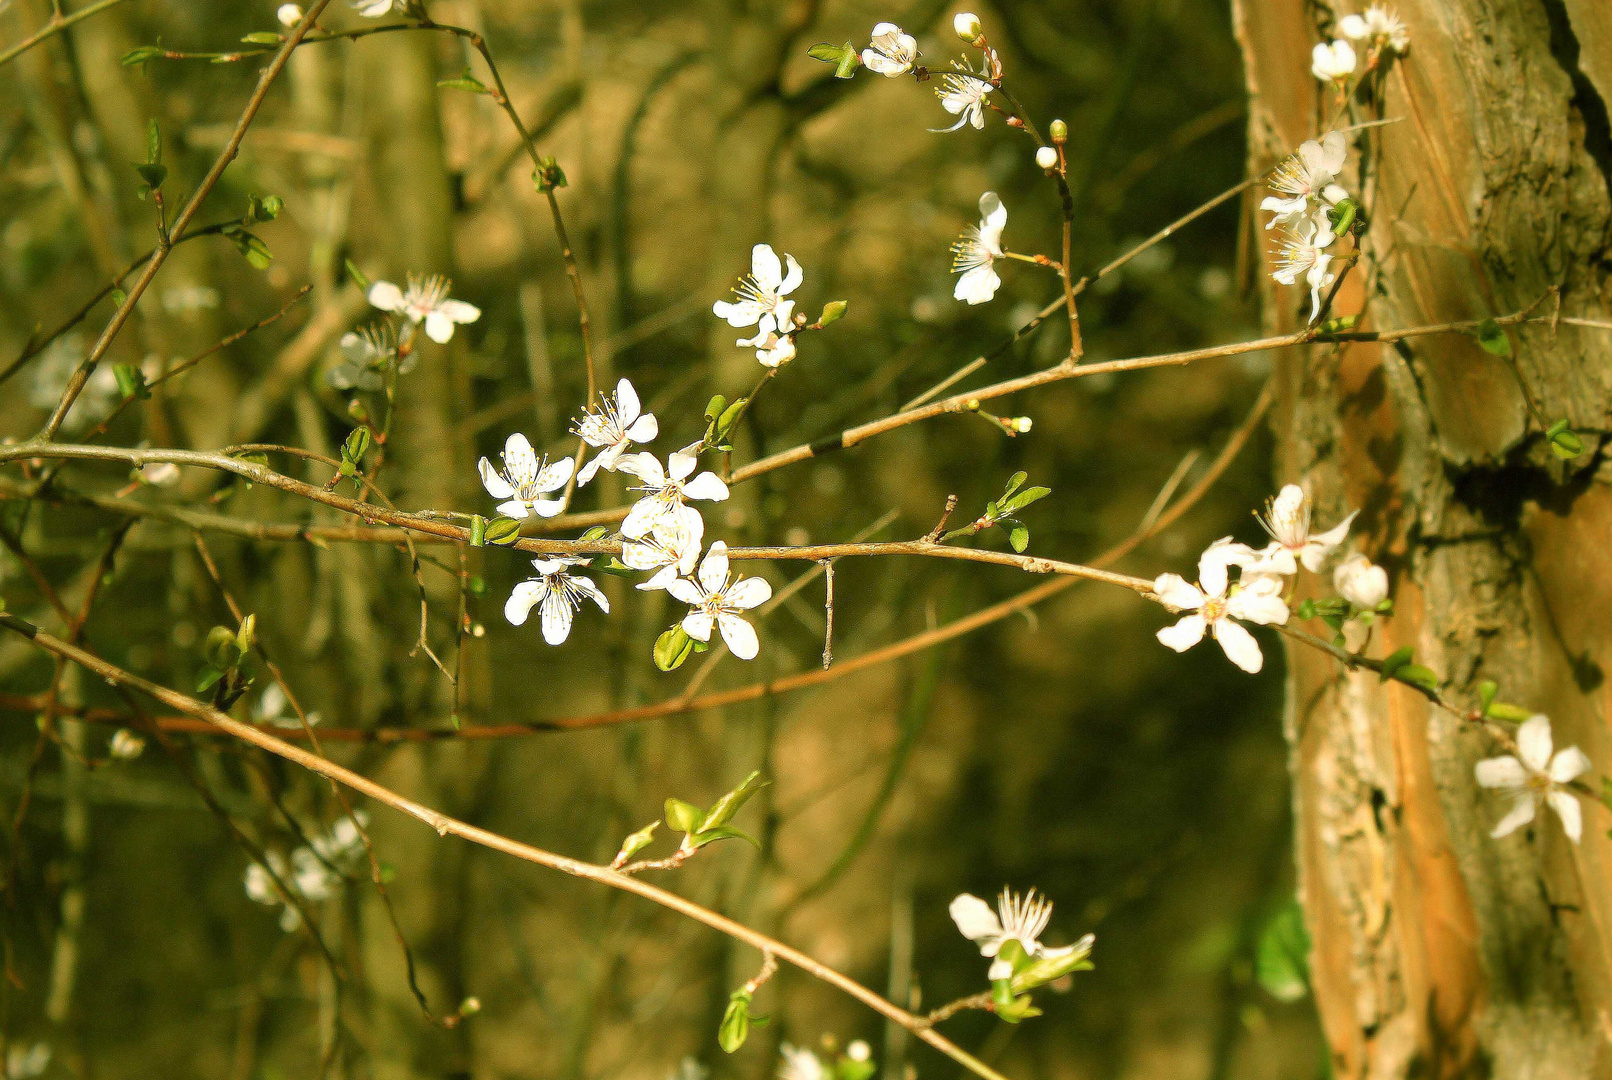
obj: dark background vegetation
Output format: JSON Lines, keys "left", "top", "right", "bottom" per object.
{"left": 1, "top": 1, "right": 1323, "bottom": 1076}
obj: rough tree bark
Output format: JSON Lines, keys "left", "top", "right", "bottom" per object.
{"left": 1234, "top": 2, "right": 1612, "bottom": 1077}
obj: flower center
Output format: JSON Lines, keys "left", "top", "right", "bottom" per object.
{"left": 1200, "top": 596, "right": 1228, "bottom": 621}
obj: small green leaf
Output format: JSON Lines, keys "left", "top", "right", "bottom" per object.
{"left": 703, "top": 395, "right": 728, "bottom": 425}
{"left": 807, "top": 42, "right": 846, "bottom": 63}
{"left": 1254, "top": 898, "right": 1310, "bottom": 1002}
{"left": 1550, "top": 426, "right": 1585, "bottom": 459}
{"left": 241, "top": 31, "right": 283, "bottom": 45}
{"left": 437, "top": 68, "right": 491, "bottom": 94}
{"left": 113, "top": 363, "right": 149, "bottom": 401}
{"left": 121, "top": 45, "right": 163, "bottom": 67}
{"left": 1475, "top": 318, "right": 1512, "bottom": 357}
{"left": 1487, "top": 702, "right": 1533, "bottom": 723}
{"left": 533, "top": 155, "right": 568, "bottom": 193}
{"left": 613, "top": 820, "right": 660, "bottom": 866}
{"left": 345, "top": 259, "right": 372, "bottom": 291}
{"left": 718, "top": 989, "right": 753, "bottom": 1053}
{"left": 1379, "top": 645, "right": 1414, "bottom": 682}
{"left": 109, "top": 287, "right": 128, "bottom": 307}
{"left": 1009, "top": 523, "right": 1030, "bottom": 553}
{"left": 484, "top": 517, "right": 522, "bottom": 546}
{"left": 343, "top": 427, "right": 371, "bottom": 463}
{"left": 688, "top": 826, "right": 759, "bottom": 850}
{"left": 834, "top": 41, "right": 861, "bottom": 79}
{"left": 1002, "top": 471, "right": 1028, "bottom": 498}
{"left": 1316, "top": 313, "right": 1360, "bottom": 335}
{"left": 195, "top": 666, "right": 224, "bottom": 693}
{"left": 817, "top": 300, "right": 848, "bottom": 326}
{"left": 145, "top": 118, "right": 162, "bottom": 165}
{"left": 578, "top": 525, "right": 610, "bottom": 542}
{"left": 1009, "top": 935, "right": 1094, "bottom": 993}
{"left": 698, "top": 771, "right": 766, "bottom": 832}
{"left": 1477, "top": 680, "right": 1499, "bottom": 713}
{"left": 1398, "top": 664, "right": 1440, "bottom": 692}
{"left": 654, "top": 626, "right": 695, "bottom": 671}
{"left": 134, "top": 163, "right": 168, "bottom": 191}
{"left": 229, "top": 229, "right": 273, "bottom": 269}
{"left": 715, "top": 399, "right": 748, "bottom": 442}
{"left": 1000, "top": 486, "right": 1051, "bottom": 515}
{"left": 1327, "top": 198, "right": 1357, "bottom": 236}
{"left": 468, "top": 515, "right": 487, "bottom": 547}
{"left": 664, "top": 798, "right": 702, "bottom": 834}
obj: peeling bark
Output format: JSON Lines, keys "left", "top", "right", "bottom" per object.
{"left": 1234, "top": 1, "right": 1612, "bottom": 1076}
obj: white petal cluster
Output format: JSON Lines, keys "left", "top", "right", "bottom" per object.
{"left": 244, "top": 812, "right": 370, "bottom": 931}
{"left": 667, "top": 542, "right": 771, "bottom": 660}
{"left": 952, "top": 192, "right": 1007, "bottom": 305}
{"left": 277, "top": 4, "right": 304, "bottom": 27}
{"left": 1476, "top": 715, "right": 1591, "bottom": 842}
{"left": 478, "top": 434, "right": 574, "bottom": 519}
{"left": 1260, "top": 131, "right": 1353, "bottom": 321}
{"left": 1341, "top": 5, "right": 1410, "bottom": 55}
{"left": 1333, "top": 552, "right": 1388, "bottom": 609}
{"left": 861, "top": 22, "right": 918, "bottom": 77}
{"left": 368, "top": 274, "right": 481, "bottom": 344}
{"left": 778, "top": 1045, "right": 825, "bottom": 1080}
{"left": 949, "top": 888, "right": 1090, "bottom": 981}
{"left": 1310, "top": 39, "right": 1358, "bottom": 82}
{"left": 505, "top": 556, "right": 610, "bottom": 645}
{"left": 1253, "top": 484, "right": 1356, "bottom": 574}
{"left": 1154, "top": 539, "right": 1290, "bottom": 674}
{"left": 932, "top": 54, "right": 993, "bottom": 132}
{"left": 618, "top": 450, "right": 729, "bottom": 559}
{"left": 573, "top": 377, "right": 658, "bottom": 485}
{"left": 352, "top": 0, "right": 408, "bottom": 16}
{"left": 714, "top": 244, "right": 803, "bottom": 366}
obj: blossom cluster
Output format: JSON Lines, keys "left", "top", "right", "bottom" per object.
{"left": 244, "top": 812, "right": 369, "bottom": 931}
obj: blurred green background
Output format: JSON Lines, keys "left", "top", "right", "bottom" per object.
{"left": 0, "top": 1, "right": 1322, "bottom": 1077}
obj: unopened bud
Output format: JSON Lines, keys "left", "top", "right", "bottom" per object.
{"left": 1035, "top": 146, "right": 1058, "bottom": 170}
{"left": 1050, "top": 118, "right": 1068, "bottom": 143}
{"left": 276, "top": 3, "right": 303, "bottom": 26}
{"left": 1013, "top": 416, "right": 1033, "bottom": 433}
{"left": 954, "top": 12, "right": 983, "bottom": 43}
{"left": 847, "top": 1041, "right": 872, "bottom": 1062}
{"left": 110, "top": 729, "right": 146, "bottom": 760}
{"left": 459, "top": 996, "right": 482, "bottom": 1016}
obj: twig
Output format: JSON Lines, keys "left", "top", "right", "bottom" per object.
{"left": 0, "top": 0, "right": 133, "bottom": 70}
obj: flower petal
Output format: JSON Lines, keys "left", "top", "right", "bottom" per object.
{"left": 497, "top": 499, "right": 531, "bottom": 519}
{"left": 614, "top": 377, "right": 640, "bottom": 424}
{"left": 1517, "top": 715, "right": 1555, "bottom": 774}
{"left": 637, "top": 565, "right": 680, "bottom": 592}
{"left": 626, "top": 413, "right": 659, "bottom": 443}
{"left": 424, "top": 311, "right": 455, "bottom": 344}
{"left": 503, "top": 433, "right": 538, "bottom": 485}
{"left": 367, "top": 281, "right": 404, "bottom": 312}
{"left": 717, "top": 613, "right": 760, "bottom": 659}
{"left": 539, "top": 591, "right": 574, "bottom": 645}
{"left": 949, "top": 893, "right": 1003, "bottom": 944}
{"left": 780, "top": 253, "right": 803, "bottom": 295}
{"left": 1153, "top": 573, "right": 1205, "bottom": 611}
{"left": 724, "top": 576, "right": 772, "bottom": 610}
{"left": 616, "top": 452, "right": 664, "bottom": 485}
{"left": 478, "top": 457, "right": 514, "bottom": 499}
{"left": 529, "top": 497, "right": 567, "bottom": 518}
{"left": 504, "top": 581, "right": 543, "bottom": 626}
{"left": 438, "top": 298, "right": 480, "bottom": 325}
{"left": 681, "top": 472, "right": 730, "bottom": 502}
{"left": 534, "top": 455, "right": 575, "bottom": 492}
{"left": 1212, "top": 619, "right": 1264, "bottom": 673}
{"left": 1156, "top": 614, "right": 1208, "bottom": 652}
{"left": 570, "top": 575, "right": 610, "bottom": 613}
{"left": 1548, "top": 789, "right": 1584, "bottom": 843}
{"left": 751, "top": 244, "right": 782, "bottom": 289}
{"left": 1229, "top": 590, "right": 1290, "bottom": 626}
{"left": 681, "top": 610, "right": 715, "bottom": 642}
{"left": 954, "top": 264, "right": 1001, "bottom": 305}
{"left": 1475, "top": 756, "right": 1527, "bottom": 790}
{"left": 698, "top": 542, "right": 730, "bottom": 593}
{"left": 1491, "top": 792, "right": 1537, "bottom": 838}
{"left": 1550, "top": 746, "right": 1592, "bottom": 785}
{"left": 666, "top": 577, "right": 703, "bottom": 605}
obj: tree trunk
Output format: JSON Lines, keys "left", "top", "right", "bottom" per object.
{"left": 1234, "top": 2, "right": 1612, "bottom": 1077}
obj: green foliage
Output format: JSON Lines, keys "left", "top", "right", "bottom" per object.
{"left": 807, "top": 41, "right": 862, "bottom": 78}
{"left": 1474, "top": 318, "right": 1512, "bottom": 357}
{"left": 654, "top": 626, "right": 695, "bottom": 671}
{"left": 1254, "top": 898, "right": 1310, "bottom": 1002}
{"left": 438, "top": 69, "right": 491, "bottom": 94}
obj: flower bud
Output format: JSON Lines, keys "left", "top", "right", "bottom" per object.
{"left": 1050, "top": 118, "right": 1068, "bottom": 143}
{"left": 1035, "top": 146, "right": 1058, "bottom": 170}
{"left": 1334, "top": 553, "right": 1388, "bottom": 609}
{"left": 954, "top": 12, "right": 983, "bottom": 43}
{"left": 276, "top": 3, "right": 303, "bottom": 26}
{"left": 109, "top": 729, "right": 146, "bottom": 760}
{"left": 847, "top": 1041, "right": 871, "bottom": 1063}
{"left": 1013, "top": 416, "right": 1033, "bottom": 433}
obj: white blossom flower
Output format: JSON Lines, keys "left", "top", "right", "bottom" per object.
{"left": 109, "top": 729, "right": 145, "bottom": 760}
{"left": 310, "top": 811, "right": 370, "bottom": 870}
{"left": 1272, "top": 221, "right": 1338, "bottom": 322}
{"left": 1154, "top": 538, "right": 1290, "bottom": 674}
{"left": 368, "top": 275, "right": 481, "bottom": 344}
{"left": 954, "top": 13, "right": 984, "bottom": 43}
{"left": 740, "top": 327, "right": 798, "bottom": 367}
{"left": 478, "top": 434, "right": 574, "bottom": 519}
{"left": 622, "top": 531, "right": 698, "bottom": 591}
{"left": 1334, "top": 553, "right": 1388, "bottom": 609}
{"left": 949, "top": 889, "right": 1085, "bottom": 981}
{"left": 1261, "top": 131, "right": 1350, "bottom": 232}
{"left": 1035, "top": 145, "right": 1059, "bottom": 170}
{"left": 6, "top": 1043, "right": 50, "bottom": 1080}
{"left": 667, "top": 542, "right": 772, "bottom": 660}
{"left": 351, "top": 0, "right": 408, "bottom": 16}
{"left": 505, "top": 556, "right": 610, "bottom": 645}
{"left": 778, "top": 1045, "right": 824, "bottom": 1080}
{"left": 244, "top": 852, "right": 305, "bottom": 932}
{"left": 1311, "top": 39, "right": 1358, "bottom": 82}
{"left": 952, "top": 191, "right": 1007, "bottom": 305}
{"left": 277, "top": 4, "right": 304, "bottom": 26}
{"left": 573, "top": 378, "right": 659, "bottom": 485}
{"left": 252, "top": 682, "right": 322, "bottom": 729}
{"left": 330, "top": 323, "right": 409, "bottom": 392}
{"left": 1476, "top": 715, "right": 1592, "bottom": 842}
{"left": 1252, "top": 484, "right": 1356, "bottom": 574}
{"left": 1340, "top": 5, "right": 1410, "bottom": 54}
{"left": 713, "top": 244, "right": 802, "bottom": 350}
{"left": 617, "top": 451, "right": 729, "bottom": 553}
{"left": 861, "top": 23, "right": 918, "bottom": 76}
{"left": 932, "top": 55, "right": 993, "bottom": 132}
